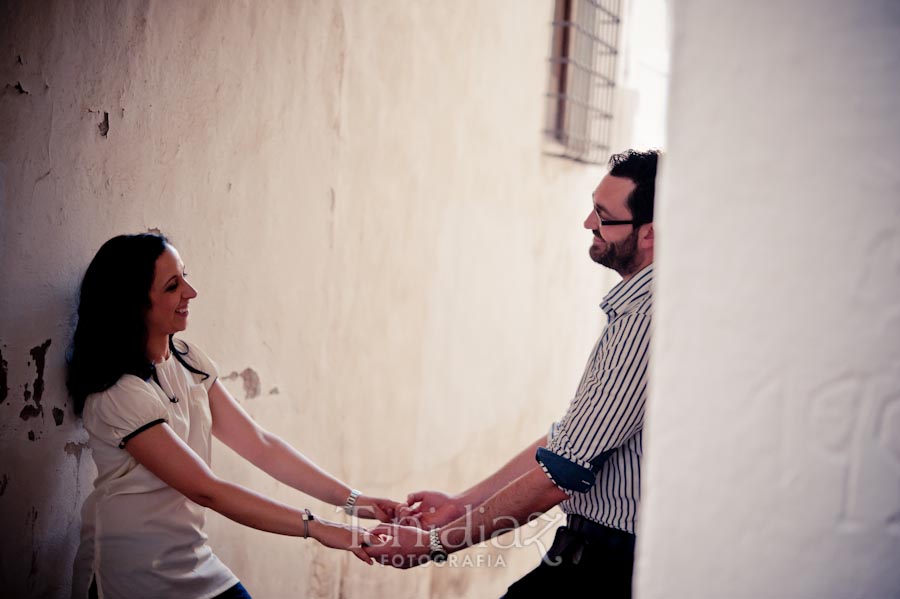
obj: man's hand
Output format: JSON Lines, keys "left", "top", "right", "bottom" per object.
{"left": 400, "top": 490, "right": 468, "bottom": 529}
{"left": 353, "top": 495, "right": 403, "bottom": 522}
{"left": 367, "top": 523, "right": 432, "bottom": 569}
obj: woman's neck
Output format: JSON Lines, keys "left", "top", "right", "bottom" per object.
{"left": 147, "top": 335, "right": 171, "bottom": 364}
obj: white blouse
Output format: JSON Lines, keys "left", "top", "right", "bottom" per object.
{"left": 71, "top": 340, "right": 238, "bottom": 599}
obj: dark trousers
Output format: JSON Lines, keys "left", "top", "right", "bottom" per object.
{"left": 502, "top": 516, "right": 635, "bottom": 599}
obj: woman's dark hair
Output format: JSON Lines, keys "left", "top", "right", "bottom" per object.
{"left": 608, "top": 149, "right": 660, "bottom": 226}
{"left": 67, "top": 233, "right": 208, "bottom": 415}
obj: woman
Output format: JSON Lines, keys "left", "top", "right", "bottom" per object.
{"left": 68, "top": 233, "right": 397, "bottom": 599}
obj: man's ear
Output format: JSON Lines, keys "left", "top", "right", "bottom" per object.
{"left": 639, "top": 223, "right": 654, "bottom": 250}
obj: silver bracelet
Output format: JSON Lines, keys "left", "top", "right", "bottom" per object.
{"left": 343, "top": 489, "right": 361, "bottom": 515}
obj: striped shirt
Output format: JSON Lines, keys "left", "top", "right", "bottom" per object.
{"left": 538, "top": 264, "right": 653, "bottom": 534}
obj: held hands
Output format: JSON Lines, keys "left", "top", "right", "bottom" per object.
{"left": 307, "top": 516, "right": 389, "bottom": 565}
{"left": 366, "top": 523, "right": 432, "bottom": 569}
{"left": 397, "top": 490, "right": 467, "bottom": 529}
{"left": 353, "top": 494, "right": 404, "bottom": 522}
{"left": 303, "top": 492, "right": 401, "bottom": 565}
{"left": 363, "top": 489, "right": 465, "bottom": 569}
{"left": 313, "top": 488, "right": 465, "bottom": 569}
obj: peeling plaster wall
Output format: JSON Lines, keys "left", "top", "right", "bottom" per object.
{"left": 0, "top": 1, "right": 664, "bottom": 597}
{"left": 636, "top": 1, "right": 900, "bottom": 597}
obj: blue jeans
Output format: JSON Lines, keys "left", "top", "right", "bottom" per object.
{"left": 89, "top": 579, "right": 251, "bottom": 598}
{"left": 215, "top": 582, "right": 252, "bottom": 599}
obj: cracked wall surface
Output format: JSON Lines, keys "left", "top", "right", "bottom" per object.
{"left": 0, "top": 1, "right": 665, "bottom": 597}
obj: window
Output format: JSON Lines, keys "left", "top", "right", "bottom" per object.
{"left": 545, "top": 0, "right": 622, "bottom": 165}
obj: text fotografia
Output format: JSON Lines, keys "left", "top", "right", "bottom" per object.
{"left": 383, "top": 553, "right": 508, "bottom": 569}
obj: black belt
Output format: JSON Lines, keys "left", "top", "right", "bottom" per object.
{"left": 563, "top": 515, "right": 635, "bottom": 552}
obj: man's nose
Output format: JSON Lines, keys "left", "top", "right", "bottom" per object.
{"left": 584, "top": 210, "right": 599, "bottom": 230}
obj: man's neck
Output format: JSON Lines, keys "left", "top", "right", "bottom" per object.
{"left": 617, "top": 255, "right": 654, "bottom": 283}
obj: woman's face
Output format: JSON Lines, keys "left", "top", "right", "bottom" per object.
{"left": 145, "top": 244, "right": 197, "bottom": 340}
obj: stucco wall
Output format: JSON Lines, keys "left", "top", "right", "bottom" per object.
{"left": 0, "top": 1, "right": 659, "bottom": 597}
{"left": 636, "top": 0, "right": 900, "bottom": 597}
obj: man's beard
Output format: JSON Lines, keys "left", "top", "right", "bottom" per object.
{"left": 590, "top": 228, "right": 640, "bottom": 275}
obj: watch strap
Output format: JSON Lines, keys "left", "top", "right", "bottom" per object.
{"left": 301, "top": 508, "right": 315, "bottom": 538}
{"left": 343, "top": 489, "right": 361, "bottom": 515}
{"left": 429, "top": 528, "right": 448, "bottom": 562}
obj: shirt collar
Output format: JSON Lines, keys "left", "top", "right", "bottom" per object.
{"left": 600, "top": 264, "right": 654, "bottom": 318}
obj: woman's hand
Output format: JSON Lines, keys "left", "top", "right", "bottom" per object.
{"left": 353, "top": 495, "right": 403, "bottom": 522}
{"left": 308, "top": 517, "right": 382, "bottom": 564}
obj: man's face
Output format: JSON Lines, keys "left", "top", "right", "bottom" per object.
{"left": 583, "top": 174, "right": 640, "bottom": 273}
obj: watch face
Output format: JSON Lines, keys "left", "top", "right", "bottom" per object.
{"left": 430, "top": 550, "right": 448, "bottom": 563}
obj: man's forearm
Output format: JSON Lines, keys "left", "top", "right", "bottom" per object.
{"left": 443, "top": 465, "right": 568, "bottom": 551}
{"left": 459, "top": 435, "right": 548, "bottom": 508}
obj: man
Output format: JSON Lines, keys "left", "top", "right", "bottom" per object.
{"left": 369, "top": 149, "right": 659, "bottom": 598}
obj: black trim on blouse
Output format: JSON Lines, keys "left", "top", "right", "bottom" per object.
{"left": 118, "top": 418, "right": 166, "bottom": 449}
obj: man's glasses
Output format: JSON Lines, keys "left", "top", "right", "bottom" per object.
{"left": 595, "top": 207, "right": 638, "bottom": 227}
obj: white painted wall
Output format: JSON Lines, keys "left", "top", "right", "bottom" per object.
{"left": 637, "top": 0, "right": 900, "bottom": 597}
{"left": 0, "top": 1, "right": 668, "bottom": 597}
{"left": 616, "top": 0, "right": 669, "bottom": 152}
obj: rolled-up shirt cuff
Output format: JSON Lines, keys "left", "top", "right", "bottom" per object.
{"left": 547, "top": 421, "right": 559, "bottom": 446}
{"left": 535, "top": 446, "right": 597, "bottom": 494}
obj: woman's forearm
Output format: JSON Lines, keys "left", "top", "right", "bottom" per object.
{"left": 245, "top": 431, "right": 352, "bottom": 507}
{"left": 195, "top": 476, "right": 311, "bottom": 536}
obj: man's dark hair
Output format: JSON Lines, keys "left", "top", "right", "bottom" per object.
{"left": 608, "top": 149, "right": 660, "bottom": 226}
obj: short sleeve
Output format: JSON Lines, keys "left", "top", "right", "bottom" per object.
{"left": 83, "top": 376, "right": 168, "bottom": 448}
{"left": 175, "top": 339, "right": 219, "bottom": 390}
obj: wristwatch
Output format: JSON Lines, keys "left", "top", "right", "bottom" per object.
{"left": 429, "top": 528, "right": 448, "bottom": 563}
{"left": 343, "top": 489, "right": 361, "bottom": 515}
{"left": 301, "top": 508, "right": 315, "bottom": 538}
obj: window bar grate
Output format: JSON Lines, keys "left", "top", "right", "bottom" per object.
{"left": 544, "top": 0, "right": 621, "bottom": 165}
